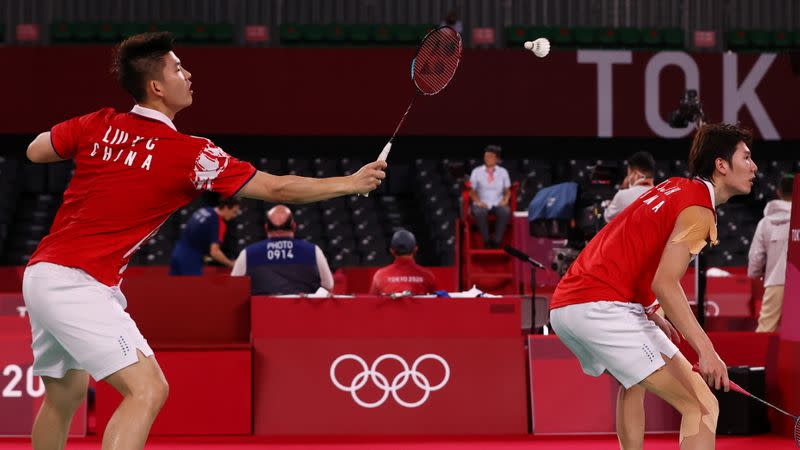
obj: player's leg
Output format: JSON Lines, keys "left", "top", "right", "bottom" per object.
{"left": 492, "top": 205, "right": 511, "bottom": 245}
{"left": 31, "top": 369, "right": 89, "bottom": 450}
{"left": 616, "top": 383, "right": 646, "bottom": 450}
{"left": 755, "top": 285, "right": 784, "bottom": 332}
{"left": 470, "top": 204, "right": 490, "bottom": 245}
{"left": 639, "top": 352, "right": 718, "bottom": 450}
{"left": 101, "top": 350, "right": 169, "bottom": 450}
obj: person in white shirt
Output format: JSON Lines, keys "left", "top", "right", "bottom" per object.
{"left": 604, "top": 151, "right": 656, "bottom": 222}
{"left": 748, "top": 175, "right": 793, "bottom": 332}
{"left": 469, "top": 145, "right": 511, "bottom": 248}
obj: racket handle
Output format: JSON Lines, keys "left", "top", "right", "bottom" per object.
{"left": 362, "top": 141, "right": 392, "bottom": 198}
{"left": 691, "top": 364, "right": 747, "bottom": 395}
{"left": 377, "top": 141, "right": 392, "bottom": 162}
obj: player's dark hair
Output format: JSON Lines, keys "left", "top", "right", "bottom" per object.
{"left": 266, "top": 212, "right": 295, "bottom": 232}
{"left": 113, "top": 32, "right": 174, "bottom": 102}
{"left": 218, "top": 197, "right": 241, "bottom": 209}
{"left": 780, "top": 174, "right": 794, "bottom": 198}
{"left": 627, "top": 151, "right": 655, "bottom": 176}
{"left": 688, "top": 123, "right": 752, "bottom": 182}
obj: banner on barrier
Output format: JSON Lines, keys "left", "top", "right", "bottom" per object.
{"left": 251, "top": 297, "right": 528, "bottom": 435}
{"left": 0, "top": 48, "right": 797, "bottom": 139}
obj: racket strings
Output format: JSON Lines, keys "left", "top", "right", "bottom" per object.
{"left": 794, "top": 417, "right": 799, "bottom": 447}
{"left": 413, "top": 27, "right": 462, "bottom": 95}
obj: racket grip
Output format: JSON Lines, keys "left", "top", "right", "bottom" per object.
{"left": 362, "top": 141, "right": 392, "bottom": 198}
{"left": 691, "top": 364, "right": 747, "bottom": 395}
{"left": 377, "top": 141, "right": 392, "bottom": 162}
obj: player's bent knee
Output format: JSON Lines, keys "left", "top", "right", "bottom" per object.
{"left": 131, "top": 377, "right": 169, "bottom": 413}
{"left": 678, "top": 392, "right": 719, "bottom": 441}
{"left": 42, "top": 374, "right": 89, "bottom": 411}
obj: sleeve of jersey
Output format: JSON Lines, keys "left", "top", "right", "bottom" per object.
{"left": 191, "top": 142, "right": 257, "bottom": 198}
{"left": 670, "top": 207, "right": 718, "bottom": 255}
{"left": 50, "top": 112, "right": 100, "bottom": 159}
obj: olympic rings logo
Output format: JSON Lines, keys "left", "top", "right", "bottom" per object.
{"left": 330, "top": 354, "right": 450, "bottom": 408}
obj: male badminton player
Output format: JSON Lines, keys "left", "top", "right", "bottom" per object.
{"left": 22, "top": 32, "right": 385, "bottom": 450}
{"left": 550, "top": 123, "right": 757, "bottom": 450}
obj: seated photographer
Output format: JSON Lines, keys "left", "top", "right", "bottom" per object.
{"left": 231, "top": 205, "right": 333, "bottom": 295}
{"left": 469, "top": 145, "right": 511, "bottom": 248}
{"left": 603, "top": 151, "right": 656, "bottom": 222}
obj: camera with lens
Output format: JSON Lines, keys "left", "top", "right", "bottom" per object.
{"left": 528, "top": 163, "right": 620, "bottom": 275}
{"left": 668, "top": 89, "right": 705, "bottom": 128}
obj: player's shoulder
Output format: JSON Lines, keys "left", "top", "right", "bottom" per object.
{"left": 166, "top": 132, "right": 217, "bottom": 150}
{"left": 73, "top": 107, "right": 117, "bottom": 125}
{"left": 675, "top": 204, "right": 715, "bottom": 226}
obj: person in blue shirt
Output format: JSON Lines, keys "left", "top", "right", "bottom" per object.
{"left": 231, "top": 204, "right": 333, "bottom": 295}
{"left": 169, "top": 197, "right": 240, "bottom": 275}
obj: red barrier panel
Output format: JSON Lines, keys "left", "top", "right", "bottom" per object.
{"left": 776, "top": 175, "right": 800, "bottom": 435}
{"left": 251, "top": 296, "right": 528, "bottom": 435}
{"left": 0, "top": 48, "right": 797, "bottom": 139}
{"left": 528, "top": 332, "right": 779, "bottom": 434}
{"left": 120, "top": 274, "right": 251, "bottom": 345}
{"left": 0, "top": 317, "right": 87, "bottom": 437}
{"left": 94, "top": 348, "right": 252, "bottom": 436}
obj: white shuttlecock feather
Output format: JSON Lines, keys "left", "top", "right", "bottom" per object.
{"left": 523, "top": 38, "right": 551, "bottom": 57}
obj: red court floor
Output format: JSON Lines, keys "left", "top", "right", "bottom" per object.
{"left": 0, "top": 434, "right": 795, "bottom": 449}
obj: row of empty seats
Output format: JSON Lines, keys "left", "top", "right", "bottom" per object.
{"left": 0, "top": 153, "right": 795, "bottom": 268}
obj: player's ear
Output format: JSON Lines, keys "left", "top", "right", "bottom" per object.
{"left": 149, "top": 79, "right": 164, "bottom": 99}
{"left": 714, "top": 157, "right": 729, "bottom": 176}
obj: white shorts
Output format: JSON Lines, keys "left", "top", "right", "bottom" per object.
{"left": 22, "top": 262, "right": 154, "bottom": 381}
{"left": 550, "top": 301, "right": 679, "bottom": 389}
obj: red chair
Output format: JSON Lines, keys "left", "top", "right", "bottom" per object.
{"left": 459, "top": 181, "right": 520, "bottom": 294}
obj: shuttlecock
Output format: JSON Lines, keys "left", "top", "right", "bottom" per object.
{"left": 524, "top": 37, "right": 551, "bottom": 57}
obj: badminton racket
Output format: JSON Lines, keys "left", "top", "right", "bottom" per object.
{"left": 365, "top": 25, "right": 462, "bottom": 196}
{"left": 693, "top": 365, "right": 799, "bottom": 446}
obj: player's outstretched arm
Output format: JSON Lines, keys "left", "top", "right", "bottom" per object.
{"left": 238, "top": 160, "right": 387, "bottom": 204}
{"left": 27, "top": 132, "right": 66, "bottom": 164}
{"left": 651, "top": 206, "right": 729, "bottom": 392}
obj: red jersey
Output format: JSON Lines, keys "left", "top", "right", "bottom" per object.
{"left": 550, "top": 177, "right": 715, "bottom": 310}
{"left": 369, "top": 257, "right": 438, "bottom": 296}
{"left": 29, "top": 106, "right": 256, "bottom": 286}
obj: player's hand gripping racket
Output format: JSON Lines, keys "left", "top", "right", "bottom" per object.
{"left": 364, "top": 25, "right": 462, "bottom": 197}
{"left": 692, "top": 365, "right": 800, "bottom": 447}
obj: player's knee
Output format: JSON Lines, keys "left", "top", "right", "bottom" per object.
{"left": 678, "top": 393, "right": 718, "bottom": 434}
{"left": 132, "top": 377, "right": 169, "bottom": 413}
{"left": 47, "top": 387, "right": 88, "bottom": 413}
{"left": 704, "top": 394, "right": 719, "bottom": 432}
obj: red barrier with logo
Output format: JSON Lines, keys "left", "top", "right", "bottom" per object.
{"left": 0, "top": 48, "right": 797, "bottom": 139}
{"left": 251, "top": 296, "right": 528, "bottom": 435}
{"left": 0, "top": 317, "right": 87, "bottom": 437}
